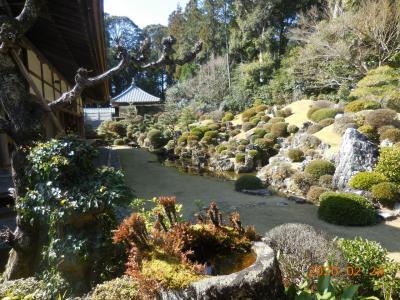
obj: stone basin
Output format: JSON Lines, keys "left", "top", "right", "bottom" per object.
{"left": 158, "top": 242, "right": 285, "bottom": 300}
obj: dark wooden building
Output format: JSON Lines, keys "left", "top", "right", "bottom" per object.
{"left": 0, "top": 0, "right": 109, "bottom": 168}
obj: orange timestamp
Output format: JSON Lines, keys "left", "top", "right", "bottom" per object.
{"left": 307, "top": 265, "right": 385, "bottom": 278}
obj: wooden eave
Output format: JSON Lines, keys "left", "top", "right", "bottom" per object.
{"left": 6, "top": 0, "right": 108, "bottom": 101}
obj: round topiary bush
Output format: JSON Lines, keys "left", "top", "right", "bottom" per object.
{"left": 114, "top": 138, "right": 125, "bottom": 146}
{"left": 204, "top": 130, "right": 219, "bottom": 139}
{"left": 358, "top": 124, "right": 378, "bottom": 141}
{"left": 287, "top": 149, "right": 305, "bottom": 162}
{"left": 319, "top": 175, "right": 333, "bottom": 188}
{"left": 240, "top": 139, "right": 250, "bottom": 145}
{"left": 237, "top": 145, "right": 246, "bottom": 152}
{"left": 375, "top": 147, "right": 400, "bottom": 183}
{"left": 349, "top": 172, "right": 388, "bottom": 191}
{"left": 344, "top": 100, "right": 381, "bottom": 113}
{"left": 234, "top": 175, "right": 264, "bottom": 191}
{"left": 250, "top": 117, "right": 261, "bottom": 126}
{"left": 253, "top": 128, "right": 267, "bottom": 139}
{"left": 307, "top": 124, "right": 323, "bottom": 134}
{"left": 222, "top": 112, "right": 234, "bottom": 122}
{"left": 304, "top": 160, "right": 335, "bottom": 180}
{"left": 255, "top": 104, "right": 268, "bottom": 113}
{"left": 287, "top": 124, "right": 299, "bottom": 134}
{"left": 248, "top": 149, "right": 259, "bottom": 158}
{"left": 242, "top": 122, "right": 255, "bottom": 132}
{"left": 318, "top": 192, "right": 376, "bottom": 226}
{"left": 379, "top": 128, "right": 400, "bottom": 143}
{"left": 254, "top": 138, "right": 274, "bottom": 150}
{"left": 307, "top": 186, "right": 329, "bottom": 204}
{"left": 242, "top": 108, "right": 257, "bottom": 119}
{"left": 318, "top": 118, "right": 335, "bottom": 127}
{"left": 365, "top": 109, "right": 398, "bottom": 129}
{"left": 271, "top": 122, "right": 288, "bottom": 138}
{"left": 147, "top": 129, "right": 165, "bottom": 148}
{"left": 371, "top": 182, "right": 399, "bottom": 208}
{"left": 235, "top": 153, "right": 246, "bottom": 163}
{"left": 310, "top": 108, "right": 339, "bottom": 122}
{"left": 269, "top": 117, "right": 285, "bottom": 124}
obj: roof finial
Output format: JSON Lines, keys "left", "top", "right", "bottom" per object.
{"left": 131, "top": 78, "right": 135, "bottom": 86}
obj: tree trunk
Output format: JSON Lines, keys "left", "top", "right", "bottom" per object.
{"left": 0, "top": 50, "right": 45, "bottom": 279}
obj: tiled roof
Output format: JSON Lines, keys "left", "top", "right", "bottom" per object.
{"left": 112, "top": 83, "right": 160, "bottom": 104}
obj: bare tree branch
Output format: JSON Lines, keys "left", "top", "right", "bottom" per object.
{"left": 50, "top": 37, "right": 202, "bottom": 110}
{"left": 141, "top": 36, "right": 203, "bottom": 69}
{"left": 0, "top": 0, "right": 44, "bottom": 52}
{"left": 49, "top": 47, "right": 131, "bottom": 110}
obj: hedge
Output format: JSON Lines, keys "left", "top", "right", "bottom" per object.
{"left": 318, "top": 192, "right": 376, "bottom": 226}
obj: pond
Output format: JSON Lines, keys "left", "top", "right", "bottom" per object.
{"left": 117, "top": 147, "right": 400, "bottom": 261}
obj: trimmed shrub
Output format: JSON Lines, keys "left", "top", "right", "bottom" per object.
{"left": 319, "top": 175, "right": 333, "bottom": 188}
{"left": 204, "top": 130, "right": 218, "bottom": 139}
{"left": 379, "top": 128, "right": 400, "bottom": 143}
{"left": 216, "top": 145, "right": 227, "bottom": 154}
{"left": 147, "top": 129, "right": 165, "bottom": 148}
{"left": 269, "top": 117, "right": 285, "bottom": 123}
{"left": 386, "top": 97, "right": 400, "bottom": 113}
{"left": 265, "top": 223, "right": 341, "bottom": 286}
{"left": 90, "top": 276, "right": 140, "bottom": 300}
{"left": 114, "top": 138, "right": 125, "bottom": 146}
{"left": 287, "top": 124, "right": 299, "bottom": 134}
{"left": 255, "top": 104, "right": 268, "bottom": 113}
{"left": 234, "top": 175, "right": 264, "bottom": 191}
{"left": 337, "top": 237, "right": 388, "bottom": 292}
{"left": 271, "top": 122, "right": 288, "bottom": 138}
{"left": 253, "top": 128, "right": 267, "bottom": 138}
{"left": 208, "top": 123, "right": 221, "bottom": 131}
{"left": 287, "top": 148, "right": 305, "bottom": 162}
{"left": 307, "top": 124, "right": 323, "bottom": 134}
{"left": 334, "top": 115, "right": 358, "bottom": 135}
{"left": 261, "top": 115, "right": 271, "bottom": 123}
{"left": 307, "top": 186, "right": 328, "bottom": 204}
{"left": 250, "top": 117, "right": 261, "bottom": 126}
{"left": 235, "top": 153, "right": 246, "bottom": 163}
{"left": 307, "top": 107, "right": 320, "bottom": 119}
{"left": 222, "top": 112, "right": 234, "bottom": 122}
{"left": 318, "top": 192, "right": 376, "bottom": 226}
{"left": 375, "top": 147, "right": 400, "bottom": 183}
{"left": 358, "top": 125, "right": 378, "bottom": 141}
{"left": 349, "top": 172, "right": 387, "bottom": 191}
{"left": 237, "top": 144, "right": 246, "bottom": 152}
{"left": 293, "top": 172, "right": 315, "bottom": 194}
{"left": 229, "top": 129, "right": 241, "bottom": 137}
{"left": 254, "top": 138, "right": 274, "bottom": 150}
{"left": 240, "top": 139, "right": 250, "bottom": 145}
{"left": 242, "top": 122, "right": 255, "bottom": 132}
{"left": 300, "top": 134, "right": 321, "bottom": 149}
{"left": 242, "top": 108, "right": 257, "bottom": 119}
{"left": 310, "top": 108, "right": 339, "bottom": 122}
{"left": 371, "top": 182, "right": 399, "bottom": 208}
{"left": 365, "top": 109, "right": 398, "bottom": 128}
{"left": 248, "top": 149, "right": 259, "bottom": 158}
{"left": 304, "top": 160, "right": 335, "bottom": 180}
{"left": 318, "top": 118, "right": 335, "bottom": 127}
{"left": 344, "top": 100, "right": 381, "bottom": 113}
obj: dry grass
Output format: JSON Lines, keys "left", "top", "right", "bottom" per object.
{"left": 284, "top": 100, "right": 315, "bottom": 127}
{"left": 313, "top": 124, "right": 342, "bottom": 153}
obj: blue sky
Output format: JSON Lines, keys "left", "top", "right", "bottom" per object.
{"left": 104, "top": 0, "right": 190, "bottom": 28}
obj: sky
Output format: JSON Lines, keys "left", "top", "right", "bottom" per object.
{"left": 104, "top": 0, "right": 190, "bottom": 28}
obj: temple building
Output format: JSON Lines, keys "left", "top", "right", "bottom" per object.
{"left": 0, "top": 0, "right": 108, "bottom": 169}
{"left": 111, "top": 80, "right": 162, "bottom": 117}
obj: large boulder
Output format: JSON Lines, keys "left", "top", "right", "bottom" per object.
{"left": 158, "top": 242, "right": 285, "bottom": 300}
{"left": 209, "top": 156, "right": 235, "bottom": 172}
{"left": 332, "top": 128, "right": 379, "bottom": 190}
{"left": 234, "top": 155, "right": 255, "bottom": 174}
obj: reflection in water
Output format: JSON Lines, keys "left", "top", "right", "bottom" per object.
{"left": 208, "top": 251, "right": 257, "bottom": 276}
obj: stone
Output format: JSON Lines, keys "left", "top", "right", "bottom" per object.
{"left": 209, "top": 156, "right": 234, "bottom": 172}
{"left": 288, "top": 195, "right": 306, "bottom": 204}
{"left": 333, "top": 128, "right": 379, "bottom": 190}
{"left": 241, "top": 189, "right": 272, "bottom": 196}
{"left": 234, "top": 155, "right": 255, "bottom": 174}
{"left": 158, "top": 242, "right": 285, "bottom": 300}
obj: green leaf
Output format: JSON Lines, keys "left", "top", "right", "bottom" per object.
{"left": 296, "top": 291, "right": 314, "bottom": 300}
{"left": 341, "top": 284, "right": 359, "bottom": 300}
{"left": 317, "top": 275, "right": 333, "bottom": 294}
